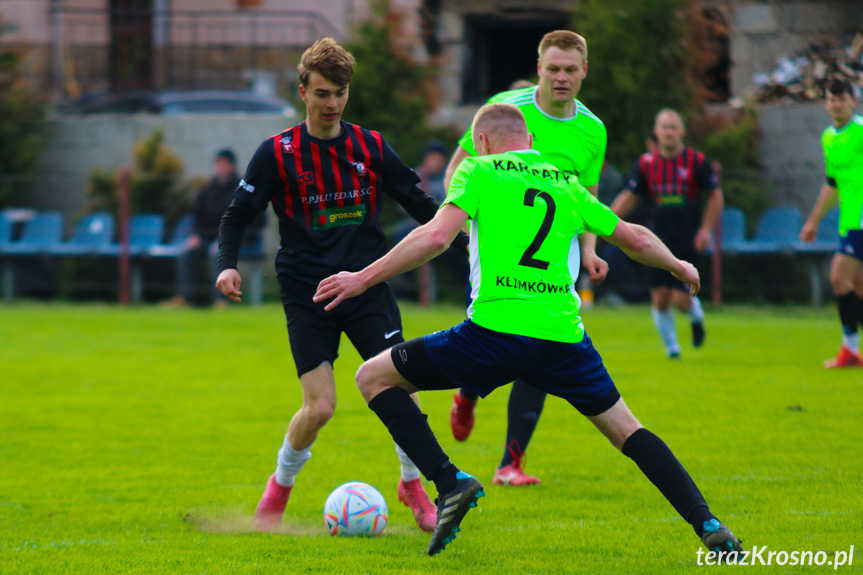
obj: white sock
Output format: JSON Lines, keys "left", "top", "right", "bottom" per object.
{"left": 842, "top": 332, "right": 860, "bottom": 352}
{"left": 395, "top": 443, "right": 421, "bottom": 481}
{"left": 689, "top": 295, "right": 705, "bottom": 323}
{"left": 651, "top": 307, "right": 680, "bottom": 355}
{"left": 275, "top": 435, "right": 312, "bottom": 487}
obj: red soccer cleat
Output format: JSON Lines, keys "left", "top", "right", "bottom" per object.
{"left": 254, "top": 473, "right": 293, "bottom": 531}
{"left": 450, "top": 391, "right": 477, "bottom": 442}
{"left": 398, "top": 478, "right": 437, "bottom": 532}
{"left": 493, "top": 442, "right": 541, "bottom": 486}
{"left": 824, "top": 346, "right": 863, "bottom": 369}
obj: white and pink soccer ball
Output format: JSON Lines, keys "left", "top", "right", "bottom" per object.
{"left": 323, "top": 482, "right": 388, "bottom": 536}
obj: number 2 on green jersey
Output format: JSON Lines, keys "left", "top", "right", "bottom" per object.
{"left": 519, "top": 188, "right": 555, "bottom": 270}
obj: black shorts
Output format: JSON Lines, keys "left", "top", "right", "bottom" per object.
{"left": 647, "top": 237, "right": 697, "bottom": 291}
{"left": 278, "top": 274, "right": 404, "bottom": 377}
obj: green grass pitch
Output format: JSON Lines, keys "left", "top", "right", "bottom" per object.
{"left": 1, "top": 302, "right": 861, "bottom": 574}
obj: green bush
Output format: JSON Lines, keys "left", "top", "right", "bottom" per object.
{"left": 0, "top": 48, "right": 48, "bottom": 207}
{"left": 86, "top": 128, "right": 198, "bottom": 225}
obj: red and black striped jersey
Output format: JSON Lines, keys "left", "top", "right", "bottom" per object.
{"left": 626, "top": 147, "right": 718, "bottom": 242}
{"left": 231, "top": 120, "right": 440, "bottom": 283}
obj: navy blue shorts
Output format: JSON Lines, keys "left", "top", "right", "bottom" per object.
{"left": 391, "top": 320, "right": 620, "bottom": 416}
{"left": 838, "top": 230, "right": 863, "bottom": 263}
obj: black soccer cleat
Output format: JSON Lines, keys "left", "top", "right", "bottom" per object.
{"left": 701, "top": 519, "right": 743, "bottom": 562}
{"left": 427, "top": 471, "right": 485, "bottom": 556}
{"left": 692, "top": 321, "right": 706, "bottom": 348}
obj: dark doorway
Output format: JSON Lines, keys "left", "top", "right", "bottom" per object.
{"left": 110, "top": 0, "right": 154, "bottom": 91}
{"left": 462, "top": 15, "right": 570, "bottom": 104}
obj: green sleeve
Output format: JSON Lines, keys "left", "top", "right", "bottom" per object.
{"left": 580, "top": 126, "right": 607, "bottom": 188}
{"left": 575, "top": 181, "right": 619, "bottom": 236}
{"left": 443, "top": 157, "right": 480, "bottom": 218}
{"left": 458, "top": 129, "right": 477, "bottom": 157}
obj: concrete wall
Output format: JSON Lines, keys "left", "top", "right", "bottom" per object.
{"left": 758, "top": 100, "right": 862, "bottom": 212}
{"left": 21, "top": 113, "right": 297, "bottom": 232}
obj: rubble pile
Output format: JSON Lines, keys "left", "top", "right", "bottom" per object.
{"left": 746, "top": 32, "right": 863, "bottom": 103}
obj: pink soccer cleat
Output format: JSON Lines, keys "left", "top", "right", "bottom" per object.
{"left": 397, "top": 478, "right": 437, "bottom": 532}
{"left": 254, "top": 473, "right": 293, "bottom": 531}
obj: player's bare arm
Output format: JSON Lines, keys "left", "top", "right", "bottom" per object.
{"left": 315, "top": 204, "right": 469, "bottom": 311}
{"left": 605, "top": 220, "right": 700, "bottom": 295}
{"left": 801, "top": 183, "right": 839, "bottom": 242}
{"left": 610, "top": 188, "right": 640, "bottom": 219}
{"left": 695, "top": 187, "right": 724, "bottom": 252}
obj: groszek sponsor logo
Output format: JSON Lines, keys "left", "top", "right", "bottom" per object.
{"left": 313, "top": 205, "right": 368, "bottom": 229}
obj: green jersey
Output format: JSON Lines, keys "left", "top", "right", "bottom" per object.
{"left": 444, "top": 150, "right": 619, "bottom": 343}
{"left": 822, "top": 114, "right": 863, "bottom": 236}
{"left": 458, "top": 87, "right": 607, "bottom": 187}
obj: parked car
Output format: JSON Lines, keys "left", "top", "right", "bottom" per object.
{"left": 56, "top": 90, "right": 297, "bottom": 117}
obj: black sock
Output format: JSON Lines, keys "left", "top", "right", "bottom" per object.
{"left": 838, "top": 292, "right": 859, "bottom": 338}
{"left": 368, "top": 387, "right": 458, "bottom": 493}
{"left": 460, "top": 388, "right": 479, "bottom": 401}
{"left": 856, "top": 295, "right": 863, "bottom": 333}
{"left": 500, "top": 380, "right": 547, "bottom": 467}
{"left": 622, "top": 428, "right": 715, "bottom": 537}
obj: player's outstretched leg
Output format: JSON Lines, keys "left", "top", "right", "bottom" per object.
{"left": 428, "top": 471, "right": 485, "bottom": 556}
{"left": 450, "top": 390, "right": 477, "bottom": 441}
{"left": 589, "top": 398, "right": 743, "bottom": 557}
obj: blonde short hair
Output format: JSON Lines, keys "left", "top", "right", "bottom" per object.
{"left": 297, "top": 37, "right": 356, "bottom": 87}
{"left": 538, "top": 30, "right": 588, "bottom": 61}
{"left": 471, "top": 103, "right": 529, "bottom": 149}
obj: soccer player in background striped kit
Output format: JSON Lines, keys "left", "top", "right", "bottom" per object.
{"left": 611, "top": 109, "right": 724, "bottom": 359}
{"left": 443, "top": 29, "right": 610, "bottom": 487}
{"left": 800, "top": 79, "right": 863, "bottom": 368}
{"left": 215, "top": 38, "right": 468, "bottom": 532}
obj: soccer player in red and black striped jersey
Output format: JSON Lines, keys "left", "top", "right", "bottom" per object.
{"left": 215, "top": 38, "right": 467, "bottom": 533}
{"left": 611, "top": 109, "right": 724, "bottom": 358}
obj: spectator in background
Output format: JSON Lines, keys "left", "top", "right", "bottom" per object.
{"left": 164, "top": 149, "right": 265, "bottom": 307}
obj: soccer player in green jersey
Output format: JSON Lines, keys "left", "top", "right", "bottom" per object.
{"left": 801, "top": 79, "right": 863, "bottom": 368}
{"left": 313, "top": 103, "right": 742, "bottom": 558}
{"left": 444, "top": 29, "right": 609, "bottom": 486}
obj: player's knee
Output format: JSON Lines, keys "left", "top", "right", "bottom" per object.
{"left": 306, "top": 399, "right": 336, "bottom": 428}
{"left": 355, "top": 362, "right": 378, "bottom": 403}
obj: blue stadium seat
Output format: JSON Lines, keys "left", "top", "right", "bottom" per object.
{"left": 147, "top": 214, "right": 193, "bottom": 258}
{"left": 52, "top": 212, "right": 115, "bottom": 256}
{"left": 1, "top": 211, "right": 64, "bottom": 255}
{"left": 793, "top": 208, "right": 839, "bottom": 254}
{"left": 736, "top": 207, "right": 802, "bottom": 254}
{"left": 707, "top": 207, "right": 747, "bottom": 254}
{"left": 0, "top": 211, "right": 12, "bottom": 250}
{"left": 101, "top": 214, "right": 165, "bottom": 256}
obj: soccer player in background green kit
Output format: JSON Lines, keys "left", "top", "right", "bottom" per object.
{"left": 801, "top": 78, "right": 863, "bottom": 368}
{"left": 443, "top": 29, "right": 608, "bottom": 486}
{"left": 313, "top": 103, "right": 743, "bottom": 558}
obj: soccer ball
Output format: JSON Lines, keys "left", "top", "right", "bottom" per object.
{"left": 323, "top": 481, "right": 388, "bottom": 536}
